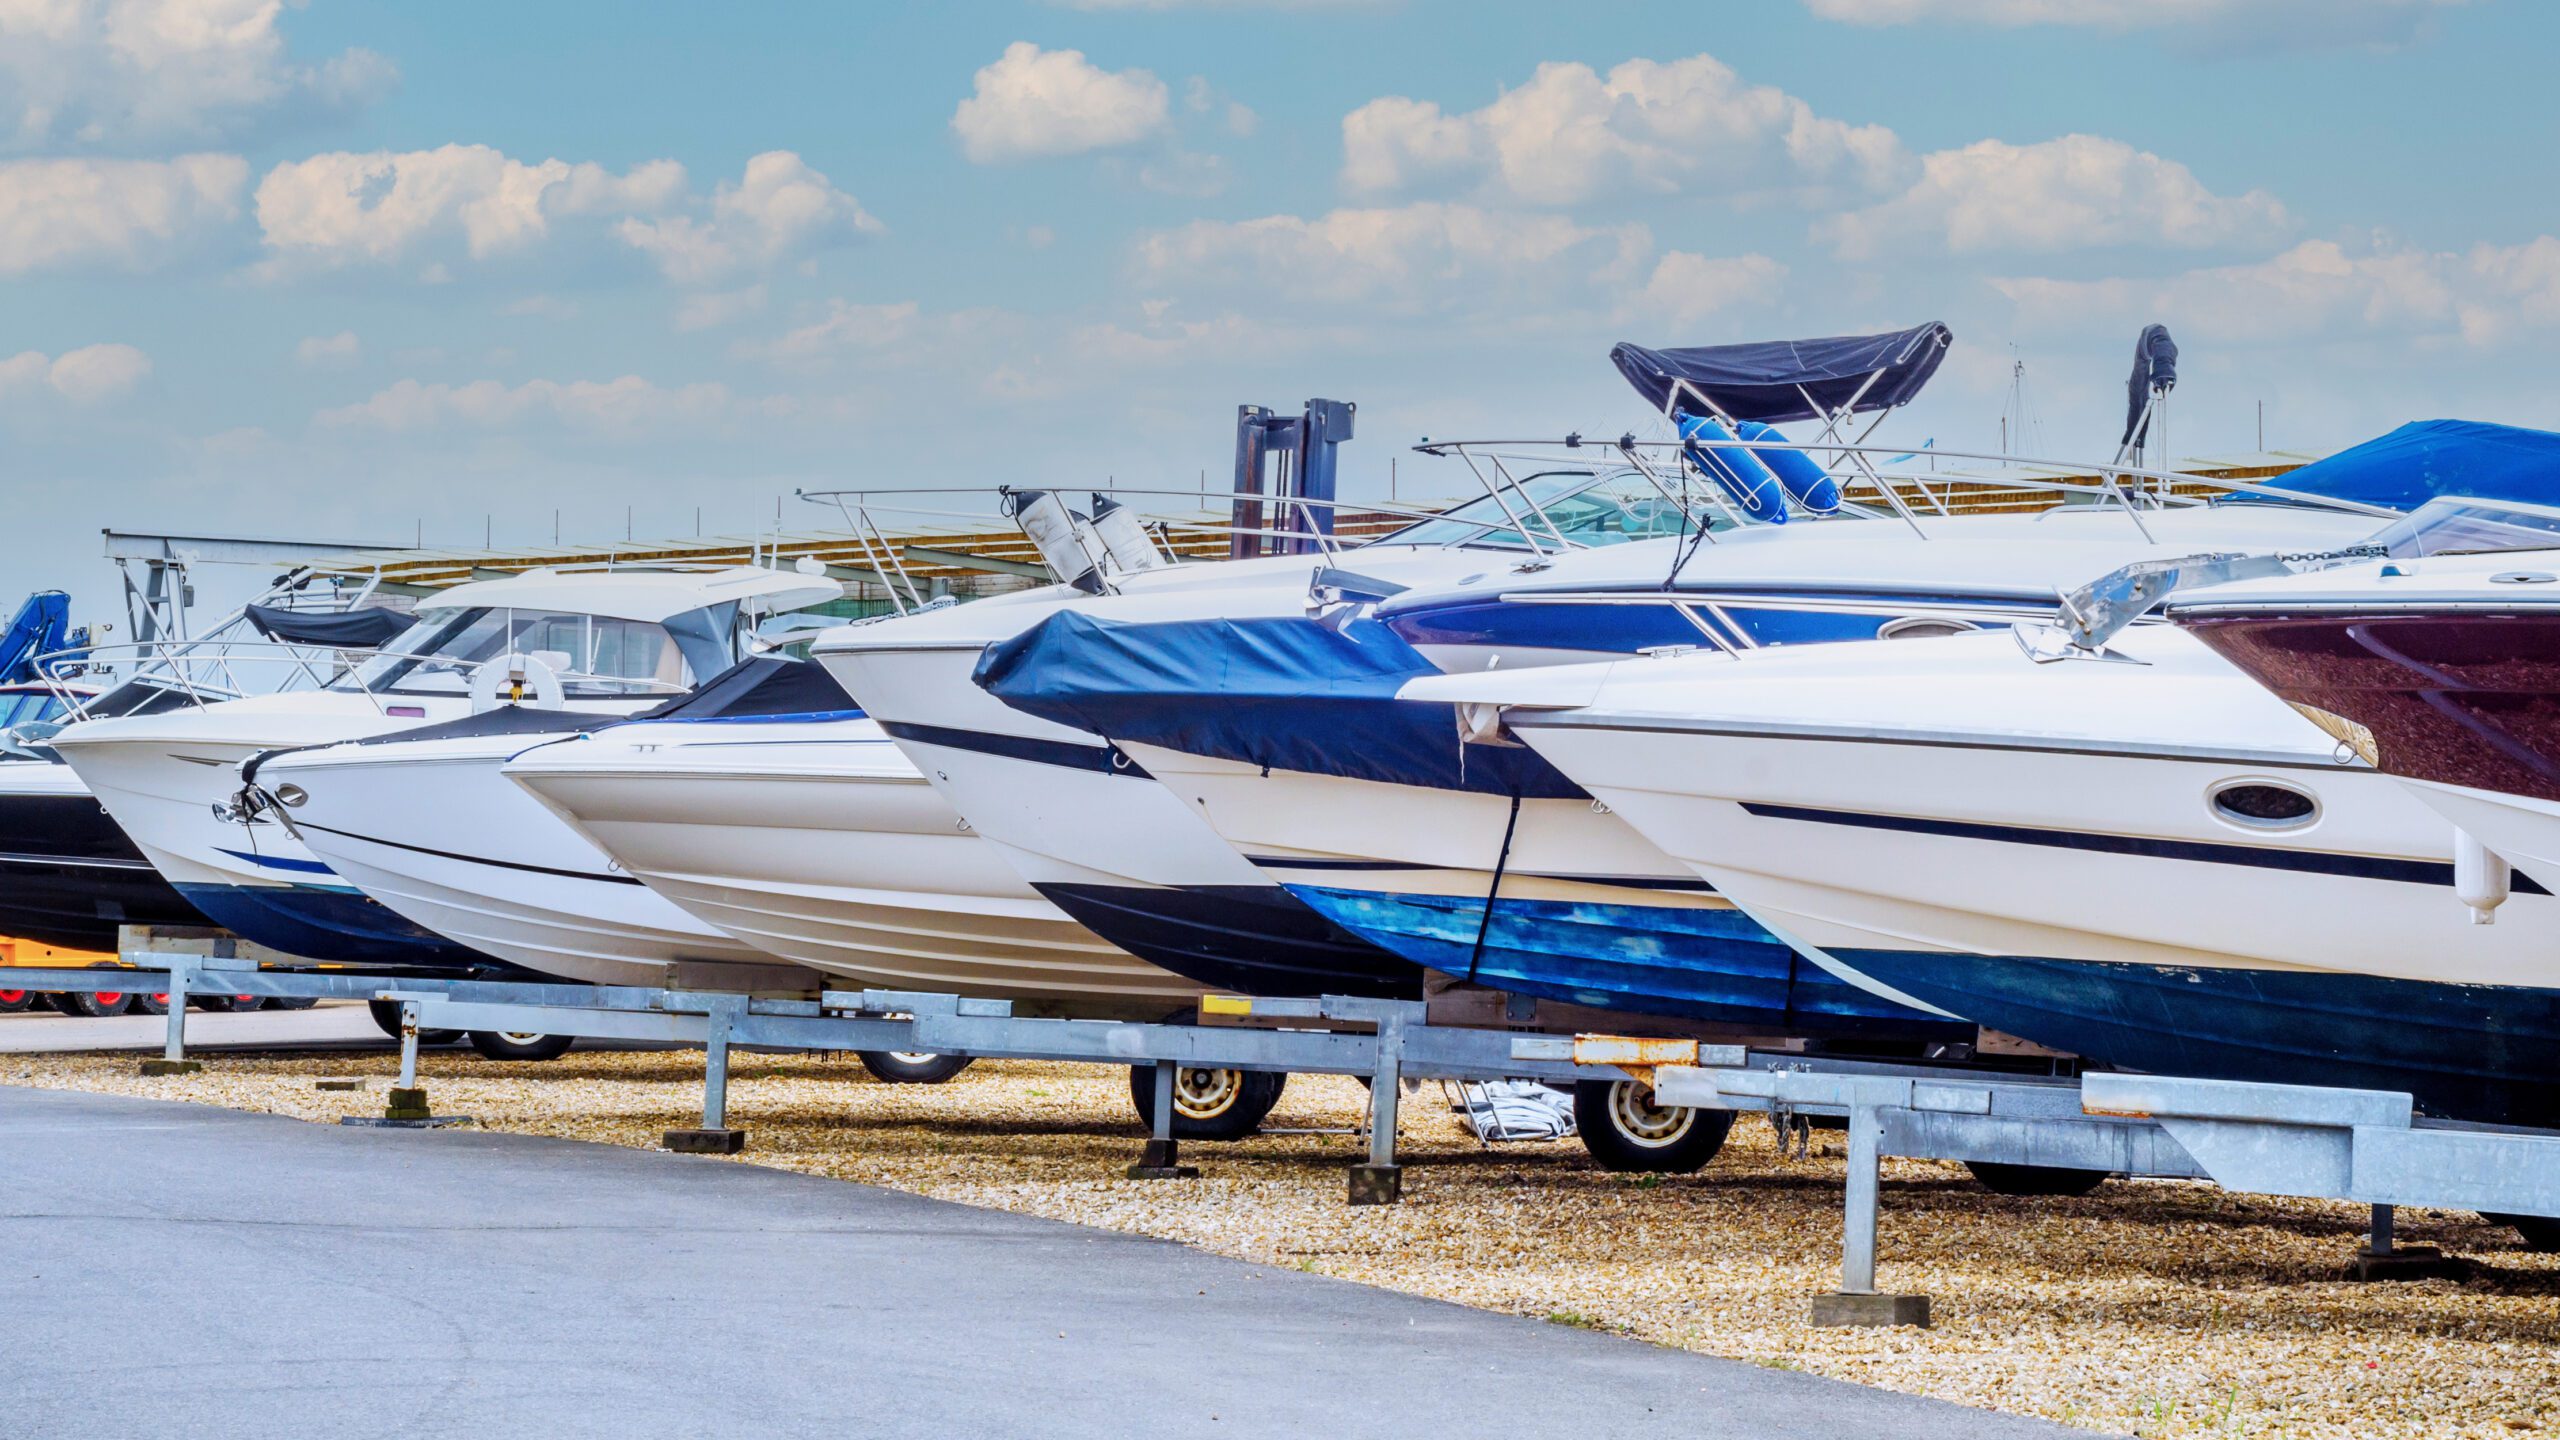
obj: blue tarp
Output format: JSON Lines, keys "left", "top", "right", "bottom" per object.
{"left": 1611, "top": 323, "right": 1951, "bottom": 424}
{"left": 974, "top": 612, "right": 1586, "bottom": 800}
{"left": 2255, "top": 419, "right": 2560, "bottom": 512}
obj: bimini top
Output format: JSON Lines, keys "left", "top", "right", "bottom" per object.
{"left": 245, "top": 603, "right": 414, "bottom": 650}
{"left": 2247, "top": 419, "right": 2560, "bottom": 512}
{"left": 417, "top": 565, "right": 842, "bottom": 624}
{"left": 1610, "top": 322, "right": 1952, "bottom": 424}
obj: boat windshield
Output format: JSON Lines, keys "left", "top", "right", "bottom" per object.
{"left": 2366, "top": 496, "right": 2560, "bottom": 559}
{"left": 0, "top": 690, "right": 69, "bottom": 728}
{"left": 1377, "top": 470, "right": 1718, "bottom": 550}
{"left": 334, "top": 605, "right": 731, "bottom": 698}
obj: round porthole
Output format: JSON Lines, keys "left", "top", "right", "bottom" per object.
{"left": 2207, "top": 778, "right": 2319, "bottom": 831}
{"left": 1878, "top": 616, "right": 1980, "bottom": 640}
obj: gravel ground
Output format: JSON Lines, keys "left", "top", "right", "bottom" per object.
{"left": 10, "top": 1047, "right": 2555, "bottom": 1438}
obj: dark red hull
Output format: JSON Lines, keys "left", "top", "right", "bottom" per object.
{"left": 2182, "top": 610, "right": 2560, "bottom": 803}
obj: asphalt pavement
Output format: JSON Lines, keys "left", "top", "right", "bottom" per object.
{"left": 0, "top": 1085, "right": 2102, "bottom": 1439}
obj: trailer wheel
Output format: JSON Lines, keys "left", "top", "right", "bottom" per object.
{"left": 857, "top": 1050, "right": 974, "bottom": 1084}
{"left": 129, "top": 991, "right": 169, "bottom": 1016}
{"left": 1966, "top": 1161, "right": 2112, "bottom": 1197}
{"left": 0, "top": 989, "right": 30, "bottom": 1013}
{"left": 466, "top": 1030, "right": 574, "bottom": 1062}
{"left": 365, "top": 998, "right": 463, "bottom": 1045}
{"left": 2482, "top": 1212, "right": 2560, "bottom": 1252}
{"left": 189, "top": 993, "right": 258, "bottom": 1013}
{"left": 55, "top": 987, "right": 132, "bottom": 1018}
{"left": 1126, "top": 1064, "right": 1286, "bottom": 1141}
{"left": 1573, "top": 1079, "right": 1732, "bottom": 1173}
{"left": 264, "top": 996, "right": 320, "bottom": 1011}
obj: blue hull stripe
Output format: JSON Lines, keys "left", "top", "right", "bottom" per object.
{"left": 173, "top": 881, "right": 494, "bottom": 969}
{"left": 1831, "top": 947, "right": 2560, "bottom": 1129}
{"left": 1740, "top": 802, "right": 2555, "bottom": 893}
{"left": 213, "top": 846, "right": 337, "bottom": 876}
{"left": 879, "top": 721, "right": 1150, "bottom": 778}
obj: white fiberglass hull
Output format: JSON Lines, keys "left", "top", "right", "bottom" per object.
{"left": 259, "top": 728, "right": 773, "bottom": 986}
{"left": 502, "top": 717, "right": 1202, "bottom": 1010}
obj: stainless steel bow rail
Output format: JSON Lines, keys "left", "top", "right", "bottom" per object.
{"left": 0, "top": 946, "right": 1647, "bottom": 1206}
{"left": 1517, "top": 1034, "right": 2560, "bottom": 1328}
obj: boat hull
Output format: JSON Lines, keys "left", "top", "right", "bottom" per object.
{"left": 0, "top": 767, "right": 209, "bottom": 949}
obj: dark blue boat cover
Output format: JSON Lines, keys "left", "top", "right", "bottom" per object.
{"left": 2248, "top": 419, "right": 2560, "bottom": 512}
{"left": 974, "top": 612, "right": 1585, "bottom": 800}
{"left": 245, "top": 603, "right": 414, "bottom": 650}
{"left": 1611, "top": 322, "right": 1951, "bottom": 424}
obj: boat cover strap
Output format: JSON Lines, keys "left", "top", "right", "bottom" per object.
{"left": 974, "top": 611, "right": 1586, "bottom": 800}
{"left": 1611, "top": 322, "right": 1951, "bottom": 424}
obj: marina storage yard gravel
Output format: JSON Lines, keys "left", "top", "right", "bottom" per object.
{"left": 8, "top": 1045, "right": 2555, "bottom": 1440}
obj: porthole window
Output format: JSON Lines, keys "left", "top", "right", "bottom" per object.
{"left": 2208, "top": 778, "right": 2319, "bottom": 831}
{"left": 1878, "top": 616, "right": 1979, "bottom": 640}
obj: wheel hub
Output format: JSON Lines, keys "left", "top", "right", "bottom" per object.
{"left": 1608, "top": 1081, "right": 1695, "bottom": 1147}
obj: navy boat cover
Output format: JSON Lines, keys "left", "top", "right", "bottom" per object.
{"left": 245, "top": 603, "right": 414, "bottom": 650}
{"left": 975, "top": 612, "right": 1584, "bottom": 800}
{"left": 634, "top": 654, "right": 856, "bottom": 721}
{"left": 2249, "top": 419, "right": 2560, "bottom": 512}
{"left": 1610, "top": 322, "right": 1951, "bottom": 424}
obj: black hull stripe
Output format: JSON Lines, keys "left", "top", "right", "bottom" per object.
{"left": 1740, "top": 801, "right": 2554, "bottom": 893}
{"left": 0, "top": 850, "right": 157, "bottom": 871}
{"left": 1245, "top": 854, "right": 1715, "bottom": 891}
{"left": 291, "top": 820, "right": 646, "bottom": 886}
{"left": 880, "top": 721, "right": 1152, "bottom": 778}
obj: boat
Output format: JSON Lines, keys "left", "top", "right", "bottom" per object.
{"left": 2172, "top": 487, "right": 2560, "bottom": 907}
{"left": 1405, "top": 508, "right": 2560, "bottom": 1125}
{"left": 500, "top": 708, "right": 1203, "bottom": 1015}
{"left": 0, "top": 681, "right": 215, "bottom": 949}
{"left": 48, "top": 566, "right": 836, "bottom": 971}
{"left": 242, "top": 658, "right": 848, "bottom": 987}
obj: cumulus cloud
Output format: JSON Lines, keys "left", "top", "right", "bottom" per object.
{"left": 294, "top": 329, "right": 358, "bottom": 367}
{"left": 0, "top": 341, "right": 151, "bottom": 401}
{"left": 951, "top": 42, "right": 1170, "bottom": 163}
{"left": 1136, "top": 201, "right": 1651, "bottom": 313}
{"left": 0, "top": 152, "right": 244, "bottom": 273}
{"left": 254, "top": 145, "right": 685, "bottom": 270}
{"left": 737, "top": 299, "right": 923, "bottom": 364}
{"left": 1819, "top": 134, "right": 2289, "bottom": 259}
{"left": 1341, "top": 52, "right": 1908, "bottom": 207}
{"left": 1991, "top": 234, "right": 2560, "bottom": 348}
{"left": 0, "top": 0, "right": 395, "bottom": 151}
{"left": 312, "top": 374, "right": 759, "bottom": 435}
{"left": 1628, "top": 251, "right": 1787, "bottom": 325}
{"left": 673, "top": 284, "right": 767, "bottom": 332}
{"left": 616, "top": 150, "right": 881, "bottom": 284}
{"left": 1802, "top": 0, "right": 2465, "bottom": 50}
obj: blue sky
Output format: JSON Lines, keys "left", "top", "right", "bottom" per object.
{"left": 5, "top": 0, "right": 2555, "bottom": 622}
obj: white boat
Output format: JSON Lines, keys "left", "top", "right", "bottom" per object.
{"left": 1408, "top": 616, "right": 2560, "bottom": 1126}
{"left": 500, "top": 713, "right": 1204, "bottom": 1014}
{"left": 48, "top": 566, "right": 835, "bottom": 971}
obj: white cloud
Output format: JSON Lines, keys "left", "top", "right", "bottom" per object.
{"left": 1991, "top": 235, "right": 2560, "bottom": 348}
{"left": 1802, "top": 0, "right": 2464, "bottom": 49}
{"left": 1819, "top": 134, "right": 2289, "bottom": 259}
{"left": 1628, "top": 251, "right": 1787, "bottom": 325}
{"left": 0, "top": 341, "right": 150, "bottom": 401}
{"left": 294, "top": 329, "right": 358, "bottom": 367}
{"left": 254, "top": 144, "right": 685, "bottom": 269}
{"left": 0, "top": 0, "right": 395, "bottom": 150}
{"left": 673, "top": 284, "right": 767, "bottom": 332}
{"left": 615, "top": 150, "right": 881, "bottom": 284}
{"left": 737, "top": 298, "right": 923, "bottom": 363}
{"left": 312, "top": 374, "right": 756, "bottom": 435}
{"left": 0, "top": 152, "right": 243, "bottom": 273}
{"left": 952, "top": 42, "right": 1169, "bottom": 163}
{"left": 1136, "top": 201, "right": 1650, "bottom": 313}
{"left": 1341, "top": 52, "right": 1908, "bottom": 206}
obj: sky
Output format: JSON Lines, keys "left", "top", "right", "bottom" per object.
{"left": 5, "top": 0, "right": 2556, "bottom": 628}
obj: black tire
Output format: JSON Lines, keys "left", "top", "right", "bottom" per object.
{"left": 1126, "top": 1064, "right": 1287, "bottom": 1141}
{"left": 365, "top": 997, "right": 462, "bottom": 1044}
{"left": 0, "top": 988, "right": 32, "bottom": 1013}
{"left": 264, "top": 995, "right": 320, "bottom": 1011}
{"left": 1966, "top": 1161, "right": 2112, "bottom": 1197}
{"left": 857, "top": 1050, "right": 975, "bottom": 1084}
{"left": 189, "top": 993, "right": 257, "bottom": 1013}
{"left": 55, "top": 986, "right": 131, "bottom": 1018}
{"left": 129, "top": 991, "right": 169, "bottom": 1016}
{"left": 2483, "top": 1212, "right": 2560, "bottom": 1252}
{"left": 1573, "top": 1079, "right": 1732, "bottom": 1173}
{"left": 466, "top": 1029, "right": 574, "bottom": 1062}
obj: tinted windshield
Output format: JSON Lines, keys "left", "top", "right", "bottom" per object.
{"left": 337, "top": 606, "right": 705, "bottom": 698}
{"left": 1378, "top": 470, "right": 1718, "bottom": 550}
{"left": 2367, "top": 496, "right": 2560, "bottom": 558}
{"left": 0, "top": 691, "right": 65, "bottom": 728}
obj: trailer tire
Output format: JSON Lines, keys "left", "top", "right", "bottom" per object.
{"left": 1573, "top": 1079, "right": 1732, "bottom": 1173}
{"left": 56, "top": 987, "right": 131, "bottom": 1018}
{"left": 365, "top": 998, "right": 463, "bottom": 1045}
{"left": 1966, "top": 1161, "right": 2112, "bottom": 1197}
{"left": 129, "top": 991, "right": 169, "bottom": 1016}
{"left": 1126, "top": 1064, "right": 1286, "bottom": 1141}
{"left": 466, "top": 1030, "right": 574, "bottom": 1062}
{"left": 265, "top": 996, "right": 320, "bottom": 1011}
{"left": 2483, "top": 1212, "right": 2560, "bottom": 1252}
{"left": 857, "top": 1051, "right": 974, "bottom": 1085}
{"left": 0, "top": 989, "right": 30, "bottom": 1012}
